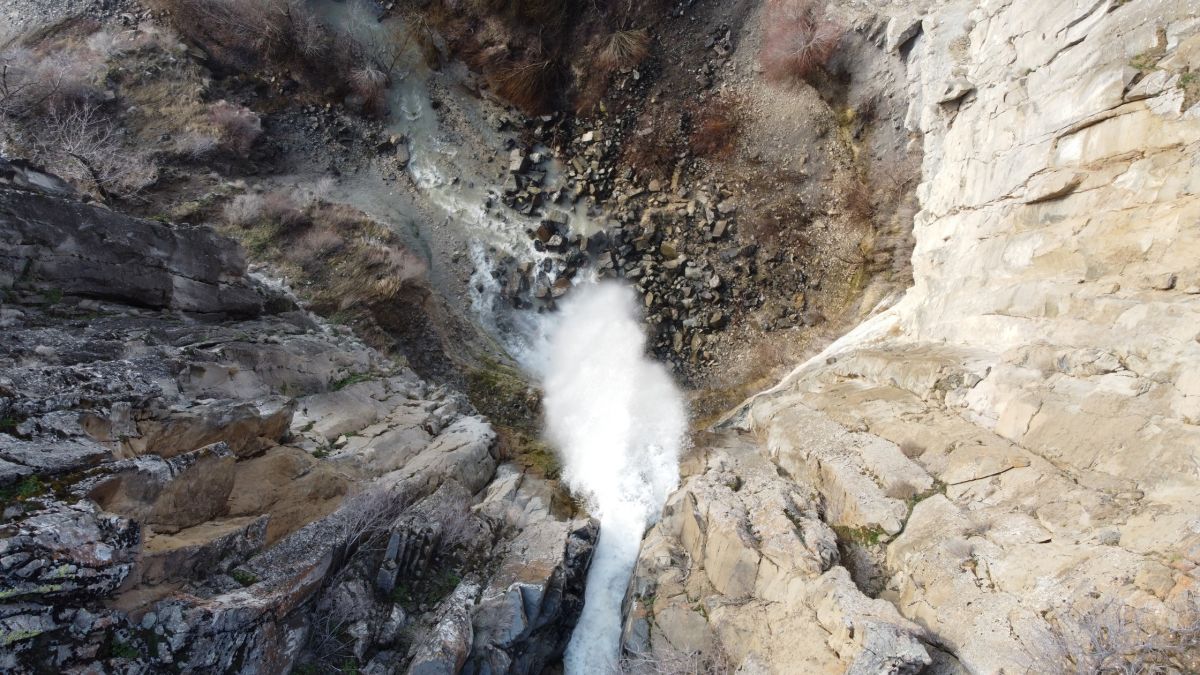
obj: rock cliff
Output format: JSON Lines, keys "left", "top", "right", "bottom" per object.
{"left": 0, "top": 165, "right": 595, "bottom": 673}
{"left": 626, "top": 0, "right": 1200, "bottom": 672}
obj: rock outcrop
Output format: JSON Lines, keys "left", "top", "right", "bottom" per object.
{"left": 0, "top": 173, "right": 594, "bottom": 673}
{"left": 628, "top": 0, "right": 1200, "bottom": 671}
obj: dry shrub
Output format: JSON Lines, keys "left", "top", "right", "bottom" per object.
{"left": 224, "top": 190, "right": 307, "bottom": 231}
{"left": 30, "top": 102, "right": 158, "bottom": 200}
{"left": 0, "top": 32, "right": 170, "bottom": 201}
{"left": 1039, "top": 601, "right": 1200, "bottom": 674}
{"left": 0, "top": 43, "right": 106, "bottom": 119}
{"left": 621, "top": 640, "right": 732, "bottom": 675}
{"left": 207, "top": 100, "right": 261, "bottom": 157}
{"left": 596, "top": 29, "right": 650, "bottom": 72}
{"left": 690, "top": 97, "right": 741, "bottom": 159}
{"left": 150, "top": 0, "right": 368, "bottom": 104}
{"left": 837, "top": 171, "right": 874, "bottom": 223}
{"left": 759, "top": 0, "right": 841, "bottom": 85}
{"left": 152, "top": 0, "right": 329, "bottom": 69}
{"left": 622, "top": 110, "right": 681, "bottom": 181}
{"left": 899, "top": 440, "right": 926, "bottom": 459}
{"left": 349, "top": 65, "right": 390, "bottom": 118}
{"left": 492, "top": 58, "right": 558, "bottom": 114}
{"left": 885, "top": 480, "right": 918, "bottom": 501}
{"left": 292, "top": 228, "right": 346, "bottom": 268}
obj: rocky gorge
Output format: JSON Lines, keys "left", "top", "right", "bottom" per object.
{"left": 2, "top": 0, "right": 1199, "bottom": 673}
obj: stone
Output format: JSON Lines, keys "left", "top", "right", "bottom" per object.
{"left": 0, "top": 187, "right": 264, "bottom": 316}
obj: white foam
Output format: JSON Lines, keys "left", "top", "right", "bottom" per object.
{"left": 539, "top": 282, "right": 687, "bottom": 673}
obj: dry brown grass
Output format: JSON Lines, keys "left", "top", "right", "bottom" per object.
{"left": 492, "top": 58, "right": 558, "bottom": 114}
{"left": 595, "top": 29, "right": 650, "bottom": 72}
{"left": 690, "top": 97, "right": 741, "bottom": 159}
{"left": 885, "top": 480, "right": 919, "bottom": 501}
{"left": 899, "top": 440, "right": 926, "bottom": 459}
{"left": 207, "top": 100, "right": 261, "bottom": 157}
{"left": 759, "top": 0, "right": 842, "bottom": 85}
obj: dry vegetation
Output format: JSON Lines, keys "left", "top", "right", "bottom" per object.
{"left": 219, "top": 185, "right": 428, "bottom": 314}
{"left": 620, "top": 642, "right": 732, "bottom": 675}
{"left": 417, "top": 0, "right": 664, "bottom": 114}
{"left": 1038, "top": 602, "right": 1200, "bottom": 674}
{"left": 689, "top": 97, "right": 742, "bottom": 159}
{"left": 150, "top": 0, "right": 394, "bottom": 117}
{"left": 0, "top": 24, "right": 167, "bottom": 200}
{"left": 759, "top": 0, "right": 842, "bottom": 85}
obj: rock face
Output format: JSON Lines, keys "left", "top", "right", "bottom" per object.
{"left": 0, "top": 185, "right": 265, "bottom": 316}
{"left": 623, "top": 436, "right": 930, "bottom": 674}
{"left": 0, "top": 177, "right": 594, "bottom": 673}
{"left": 625, "top": 0, "right": 1200, "bottom": 672}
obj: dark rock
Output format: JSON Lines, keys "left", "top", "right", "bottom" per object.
{"left": 0, "top": 187, "right": 265, "bottom": 317}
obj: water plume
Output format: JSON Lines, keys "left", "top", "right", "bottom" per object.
{"left": 540, "top": 282, "right": 687, "bottom": 673}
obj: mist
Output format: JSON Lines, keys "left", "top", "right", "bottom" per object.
{"left": 540, "top": 282, "right": 687, "bottom": 673}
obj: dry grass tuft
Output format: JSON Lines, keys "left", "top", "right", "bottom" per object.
{"left": 492, "top": 58, "right": 557, "bottom": 114}
{"left": 759, "top": 0, "right": 842, "bottom": 85}
{"left": 899, "top": 440, "right": 926, "bottom": 459}
{"left": 690, "top": 97, "right": 742, "bottom": 159}
{"left": 596, "top": 29, "right": 650, "bottom": 72}
{"left": 207, "top": 100, "right": 261, "bottom": 157}
{"left": 885, "top": 480, "right": 919, "bottom": 501}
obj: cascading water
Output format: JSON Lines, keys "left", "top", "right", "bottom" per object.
{"left": 322, "top": 7, "right": 684, "bottom": 667}
{"left": 539, "top": 282, "right": 687, "bottom": 673}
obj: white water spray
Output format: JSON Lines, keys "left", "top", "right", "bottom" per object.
{"left": 540, "top": 282, "right": 687, "bottom": 673}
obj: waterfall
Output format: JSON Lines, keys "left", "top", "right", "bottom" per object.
{"left": 539, "top": 282, "right": 687, "bottom": 672}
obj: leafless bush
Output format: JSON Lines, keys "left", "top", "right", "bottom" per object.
{"left": 0, "top": 47, "right": 102, "bottom": 120}
{"left": 349, "top": 65, "right": 390, "bottom": 118}
{"left": 332, "top": 488, "right": 407, "bottom": 560}
{"left": 30, "top": 102, "right": 158, "bottom": 200}
{"left": 759, "top": 0, "right": 842, "bottom": 85}
{"left": 207, "top": 100, "right": 262, "bottom": 157}
{"left": 1037, "top": 601, "right": 1200, "bottom": 674}
{"left": 152, "top": 0, "right": 338, "bottom": 76}
{"left": 224, "top": 190, "right": 308, "bottom": 230}
{"left": 620, "top": 641, "right": 732, "bottom": 675}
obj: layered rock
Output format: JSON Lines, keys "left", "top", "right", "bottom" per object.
{"left": 0, "top": 175, "right": 594, "bottom": 673}
{"left": 638, "top": 0, "right": 1200, "bottom": 672}
{"left": 623, "top": 435, "right": 931, "bottom": 673}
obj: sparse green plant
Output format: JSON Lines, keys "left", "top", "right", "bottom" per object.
{"left": 230, "top": 569, "right": 259, "bottom": 587}
{"left": 332, "top": 373, "right": 373, "bottom": 391}
{"left": 0, "top": 475, "right": 46, "bottom": 505}
{"left": 109, "top": 639, "right": 139, "bottom": 659}
{"left": 831, "top": 524, "right": 887, "bottom": 547}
